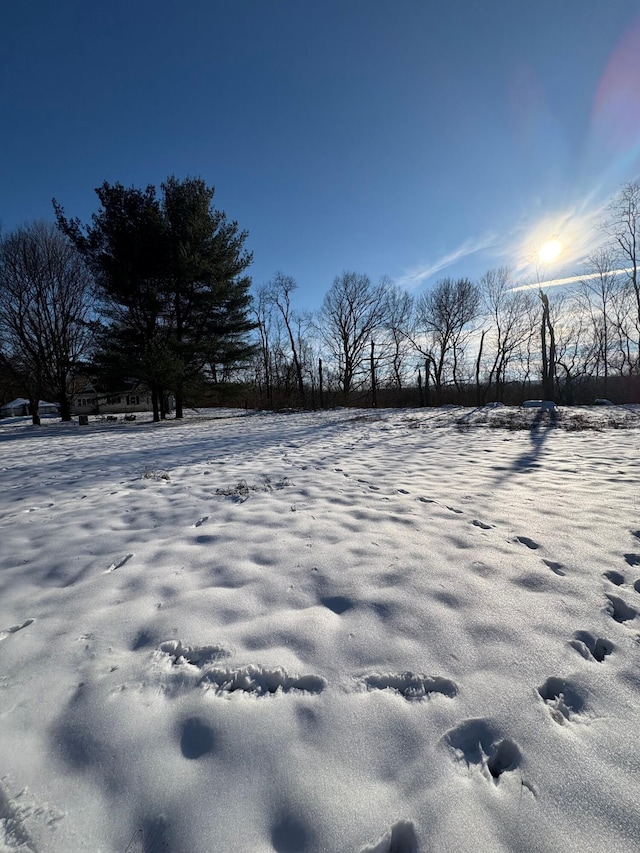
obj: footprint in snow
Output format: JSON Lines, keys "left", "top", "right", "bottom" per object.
{"left": 471, "top": 519, "right": 492, "bottom": 530}
{"left": 160, "top": 645, "right": 326, "bottom": 697}
{"left": 538, "top": 676, "right": 587, "bottom": 724}
{"left": 160, "top": 640, "right": 230, "bottom": 666}
{"left": 443, "top": 718, "right": 522, "bottom": 782}
{"left": 624, "top": 553, "right": 640, "bottom": 567}
{"left": 24, "top": 502, "right": 54, "bottom": 512}
{"left": 124, "top": 817, "right": 170, "bottom": 853}
{"left": 200, "top": 665, "right": 326, "bottom": 696}
{"left": 179, "top": 716, "right": 216, "bottom": 760}
{"left": 320, "top": 595, "right": 354, "bottom": 615}
{"left": 542, "top": 559, "right": 566, "bottom": 576}
{"left": 446, "top": 506, "right": 463, "bottom": 514}
{"left": 104, "top": 554, "right": 133, "bottom": 573}
{"left": 363, "top": 671, "right": 457, "bottom": 700}
{"left": 192, "top": 516, "right": 209, "bottom": 528}
{"left": 570, "top": 631, "right": 614, "bottom": 662}
{"left": 0, "top": 618, "right": 34, "bottom": 642}
{"left": 635, "top": 580, "right": 640, "bottom": 594}
{"left": 603, "top": 570, "right": 625, "bottom": 586}
{"left": 605, "top": 594, "right": 638, "bottom": 624}
{"left": 360, "top": 819, "right": 418, "bottom": 853}
{"left": 516, "top": 536, "right": 539, "bottom": 550}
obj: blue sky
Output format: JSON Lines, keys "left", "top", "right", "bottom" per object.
{"left": 2, "top": 1, "right": 640, "bottom": 311}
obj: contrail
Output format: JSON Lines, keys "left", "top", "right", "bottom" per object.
{"left": 511, "top": 268, "right": 634, "bottom": 292}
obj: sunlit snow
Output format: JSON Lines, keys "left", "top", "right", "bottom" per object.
{"left": 1, "top": 406, "right": 640, "bottom": 852}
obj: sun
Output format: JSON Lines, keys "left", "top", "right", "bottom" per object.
{"left": 539, "top": 239, "right": 563, "bottom": 264}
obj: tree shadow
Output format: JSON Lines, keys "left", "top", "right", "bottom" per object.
{"left": 494, "top": 408, "right": 557, "bottom": 484}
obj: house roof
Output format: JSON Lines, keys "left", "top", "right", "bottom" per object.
{"left": 1, "top": 398, "right": 59, "bottom": 409}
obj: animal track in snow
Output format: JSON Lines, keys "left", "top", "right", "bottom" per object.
{"left": 516, "top": 536, "right": 539, "bottom": 550}
{"left": 0, "top": 618, "right": 34, "bottom": 642}
{"left": 570, "top": 631, "right": 614, "bottom": 662}
{"left": 104, "top": 553, "right": 133, "bottom": 573}
{"left": 23, "top": 502, "right": 54, "bottom": 513}
{"left": 160, "top": 640, "right": 230, "bottom": 666}
{"left": 179, "top": 716, "right": 216, "bottom": 759}
{"left": 124, "top": 817, "right": 170, "bottom": 853}
{"left": 538, "top": 677, "right": 587, "bottom": 724}
{"left": 471, "top": 519, "right": 492, "bottom": 530}
{"left": 200, "top": 665, "right": 326, "bottom": 696}
{"left": 360, "top": 819, "right": 418, "bottom": 853}
{"left": 446, "top": 506, "right": 463, "bottom": 514}
{"left": 320, "top": 595, "right": 354, "bottom": 615}
{"left": 634, "top": 580, "right": 640, "bottom": 594}
{"left": 363, "top": 671, "right": 458, "bottom": 700}
{"left": 542, "top": 559, "right": 566, "bottom": 576}
{"left": 605, "top": 594, "right": 638, "bottom": 623}
{"left": 443, "top": 718, "right": 522, "bottom": 782}
{"left": 623, "top": 553, "right": 640, "bottom": 567}
{"left": 0, "top": 781, "right": 38, "bottom": 851}
{"left": 192, "top": 516, "right": 209, "bottom": 528}
{"left": 603, "top": 570, "right": 625, "bottom": 586}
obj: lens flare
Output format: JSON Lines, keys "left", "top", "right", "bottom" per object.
{"left": 539, "top": 240, "right": 563, "bottom": 264}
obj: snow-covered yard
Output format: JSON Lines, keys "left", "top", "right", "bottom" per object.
{"left": 1, "top": 406, "right": 640, "bottom": 853}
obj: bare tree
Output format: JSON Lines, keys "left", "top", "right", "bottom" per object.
{"left": 0, "top": 222, "right": 94, "bottom": 423}
{"left": 605, "top": 181, "right": 640, "bottom": 363}
{"left": 553, "top": 292, "right": 594, "bottom": 403}
{"left": 412, "top": 277, "right": 480, "bottom": 404}
{"left": 538, "top": 289, "right": 557, "bottom": 400}
{"left": 475, "top": 268, "right": 533, "bottom": 403}
{"left": 319, "top": 272, "right": 387, "bottom": 402}
{"left": 578, "top": 248, "right": 621, "bottom": 396}
{"left": 266, "top": 272, "right": 307, "bottom": 407}
{"left": 382, "top": 282, "right": 414, "bottom": 400}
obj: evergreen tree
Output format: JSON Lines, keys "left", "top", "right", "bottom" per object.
{"left": 55, "top": 176, "right": 255, "bottom": 419}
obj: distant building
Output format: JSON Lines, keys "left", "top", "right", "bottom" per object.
{"left": 0, "top": 398, "right": 60, "bottom": 418}
{"left": 71, "top": 381, "right": 155, "bottom": 415}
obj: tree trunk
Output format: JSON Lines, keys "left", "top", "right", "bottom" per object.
{"left": 59, "top": 397, "right": 72, "bottom": 422}
{"left": 318, "top": 358, "right": 324, "bottom": 409}
{"left": 475, "top": 329, "right": 486, "bottom": 406}
{"left": 370, "top": 341, "right": 377, "bottom": 408}
{"left": 29, "top": 396, "right": 41, "bottom": 426}
{"left": 425, "top": 359, "right": 432, "bottom": 407}
{"left": 151, "top": 386, "right": 160, "bottom": 422}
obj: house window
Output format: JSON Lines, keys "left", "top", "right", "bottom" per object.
{"left": 126, "top": 395, "right": 140, "bottom": 406}
{"left": 107, "top": 396, "right": 122, "bottom": 405}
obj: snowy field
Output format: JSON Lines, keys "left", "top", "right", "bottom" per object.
{"left": 1, "top": 405, "right": 640, "bottom": 853}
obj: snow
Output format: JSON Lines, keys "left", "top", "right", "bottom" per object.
{"left": 1, "top": 405, "right": 640, "bottom": 852}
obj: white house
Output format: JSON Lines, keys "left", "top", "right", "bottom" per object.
{"left": 0, "top": 398, "right": 60, "bottom": 418}
{"left": 71, "top": 383, "right": 154, "bottom": 415}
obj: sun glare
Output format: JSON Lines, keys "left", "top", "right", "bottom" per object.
{"left": 539, "top": 239, "right": 563, "bottom": 264}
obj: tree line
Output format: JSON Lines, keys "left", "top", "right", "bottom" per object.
{"left": 249, "top": 181, "right": 640, "bottom": 409}
{"left": 1, "top": 177, "right": 640, "bottom": 423}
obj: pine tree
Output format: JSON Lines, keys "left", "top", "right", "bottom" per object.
{"left": 55, "top": 176, "right": 255, "bottom": 419}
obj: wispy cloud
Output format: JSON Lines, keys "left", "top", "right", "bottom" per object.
{"left": 395, "top": 234, "right": 496, "bottom": 291}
